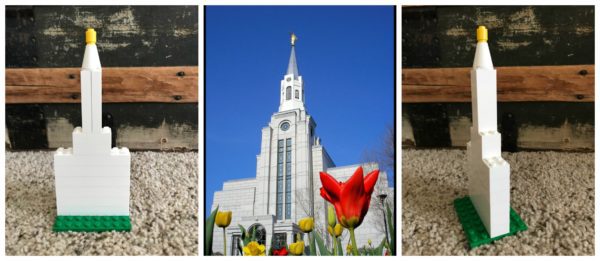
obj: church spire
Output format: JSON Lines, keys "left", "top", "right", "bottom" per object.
{"left": 279, "top": 32, "right": 305, "bottom": 112}
{"left": 286, "top": 33, "right": 299, "bottom": 78}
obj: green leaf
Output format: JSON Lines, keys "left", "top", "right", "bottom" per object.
{"left": 336, "top": 237, "right": 343, "bottom": 256}
{"left": 309, "top": 232, "right": 317, "bottom": 255}
{"left": 386, "top": 202, "right": 395, "bottom": 255}
{"left": 374, "top": 238, "right": 386, "bottom": 256}
{"left": 250, "top": 226, "right": 257, "bottom": 242}
{"left": 314, "top": 231, "right": 331, "bottom": 256}
{"left": 238, "top": 224, "right": 246, "bottom": 241}
{"left": 204, "top": 206, "right": 219, "bottom": 255}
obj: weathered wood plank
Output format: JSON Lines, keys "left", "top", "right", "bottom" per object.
{"left": 402, "top": 65, "right": 594, "bottom": 102}
{"left": 6, "top": 66, "right": 198, "bottom": 103}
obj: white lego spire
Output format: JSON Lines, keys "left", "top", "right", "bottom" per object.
{"left": 467, "top": 26, "right": 510, "bottom": 238}
{"left": 54, "top": 29, "right": 131, "bottom": 218}
{"left": 82, "top": 28, "right": 101, "bottom": 70}
{"left": 473, "top": 26, "right": 493, "bottom": 70}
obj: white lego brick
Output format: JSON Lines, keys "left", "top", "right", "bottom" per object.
{"left": 91, "top": 70, "right": 103, "bottom": 133}
{"left": 80, "top": 70, "right": 93, "bottom": 134}
{"left": 54, "top": 153, "right": 130, "bottom": 173}
{"left": 56, "top": 186, "right": 129, "bottom": 200}
{"left": 55, "top": 175, "right": 130, "bottom": 187}
{"left": 478, "top": 130, "right": 502, "bottom": 159}
{"left": 487, "top": 161, "right": 510, "bottom": 237}
{"left": 57, "top": 197, "right": 129, "bottom": 216}
{"left": 471, "top": 69, "right": 498, "bottom": 132}
{"left": 71, "top": 127, "right": 112, "bottom": 155}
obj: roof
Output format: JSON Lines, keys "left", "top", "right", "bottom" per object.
{"left": 286, "top": 45, "right": 299, "bottom": 78}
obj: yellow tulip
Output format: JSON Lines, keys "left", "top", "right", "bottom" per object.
{"left": 368, "top": 239, "right": 372, "bottom": 246}
{"left": 333, "top": 223, "right": 343, "bottom": 237}
{"left": 243, "top": 241, "right": 266, "bottom": 256}
{"left": 328, "top": 205, "right": 336, "bottom": 227}
{"left": 215, "top": 211, "right": 232, "bottom": 228}
{"left": 298, "top": 217, "right": 314, "bottom": 233}
{"left": 289, "top": 240, "right": 305, "bottom": 256}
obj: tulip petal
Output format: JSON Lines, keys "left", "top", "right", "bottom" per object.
{"left": 364, "top": 169, "right": 380, "bottom": 195}
{"left": 319, "top": 171, "right": 341, "bottom": 201}
{"left": 339, "top": 167, "right": 366, "bottom": 224}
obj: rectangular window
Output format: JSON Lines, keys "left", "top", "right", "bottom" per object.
{"left": 285, "top": 138, "right": 292, "bottom": 219}
{"left": 273, "top": 233, "right": 287, "bottom": 250}
{"left": 276, "top": 139, "right": 284, "bottom": 220}
{"left": 232, "top": 235, "right": 241, "bottom": 255}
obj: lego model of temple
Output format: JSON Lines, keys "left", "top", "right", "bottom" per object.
{"left": 53, "top": 28, "right": 131, "bottom": 232}
{"left": 454, "top": 26, "right": 527, "bottom": 249}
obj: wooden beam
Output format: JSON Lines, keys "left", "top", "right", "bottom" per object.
{"left": 6, "top": 66, "right": 198, "bottom": 103}
{"left": 402, "top": 65, "right": 594, "bottom": 102}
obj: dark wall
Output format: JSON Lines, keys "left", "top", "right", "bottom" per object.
{"left": 402, "top": 6, "right": 594, "bottom": 151}
{"left": 5, "top": 6, "right": 198, "bottom": 150}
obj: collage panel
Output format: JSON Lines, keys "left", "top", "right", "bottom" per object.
{"left": 402, "top": 5, "right": 594, "bottom": 255}
{"left": 4, "top": 5, "right": 199, "bottom": 255}
{"left": 204, "top": 5, "right": 397, "bottom": 256}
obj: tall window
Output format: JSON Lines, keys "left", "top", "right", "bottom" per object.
{"left": 286, "top": 86, "right": 291, "bottom": 100}
{"left": 231, "top": 235, "right": 241, "bottom": 255}
{"left": 276, "top": 140, "right": 284, "bottom": 220}
{"left": 295, "top": 90, "right": 299, "bottom": 99}
{"left": 285, "top": 138, "right": 292, "bottom": 219}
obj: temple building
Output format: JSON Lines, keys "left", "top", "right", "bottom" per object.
{"left": 211, "top": 34, "right": 393, "bottom": 255}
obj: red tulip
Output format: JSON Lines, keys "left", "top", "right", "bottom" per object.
{"left": 319, "top": 166, "right": 379, "bottom": 229}
{"left": 272, "top": 247, "right": 288, "bottom": 256}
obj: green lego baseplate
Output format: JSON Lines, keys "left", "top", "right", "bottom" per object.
{"left": 453, "top": 196, "right": 527, "bottom": 249}
{"left": 53, "top": 215, "right": 131, "bottom": 232}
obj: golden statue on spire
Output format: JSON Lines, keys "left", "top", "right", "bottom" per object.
{"left": 290, "top": 32, "right": 298, "bottom": 46}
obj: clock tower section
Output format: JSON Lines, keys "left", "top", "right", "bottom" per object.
{"left": 254, "top": 33, "right": 317, "bottom": 222}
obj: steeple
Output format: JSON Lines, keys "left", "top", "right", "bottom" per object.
{"left": 286, "top": 33, "right": 299, "bottom": 78}
{"left": 279, "top": 32, "right": 305, "bottom": 112}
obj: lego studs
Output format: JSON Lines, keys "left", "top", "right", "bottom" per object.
{"left": 476, "top": 26, "right": 488, "bottom": 42}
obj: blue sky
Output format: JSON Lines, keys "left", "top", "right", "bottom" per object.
{"left": 206, "top": 6, "right": 395, "bottom": 217}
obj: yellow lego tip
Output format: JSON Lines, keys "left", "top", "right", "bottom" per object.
{"left": 477, "top": 26, "right": 488, "bottom": 42}
{"left": 86, "top": 28, "right": 96, "bottom": 44}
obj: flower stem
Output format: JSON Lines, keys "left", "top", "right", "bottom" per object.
{"left": 349, "top": 227, "right": 359, "bottom": 256}
{"left": 333, "top": 236, "right": 338, "bottom": 256}
{"left": 223, "top": 228, "right": 227, "bottom": 256}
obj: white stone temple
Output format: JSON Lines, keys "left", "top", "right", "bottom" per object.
{"left": 211, "top": 34, "right": 394, "bottom": 255}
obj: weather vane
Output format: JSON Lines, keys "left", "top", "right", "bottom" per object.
{"left": 290, "top": 32, "right": 298, "bottom": 46}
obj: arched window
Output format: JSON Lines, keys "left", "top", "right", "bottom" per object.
{"left": 286, "top": 86, "right": 291, "bottom": 100}
{"left": 295, "top": 90, "right": 299, "bottom": 99}
{"left": 248, "top": 224, "right": 267, "bottom": 246}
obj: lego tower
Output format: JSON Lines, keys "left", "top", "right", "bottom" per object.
{"left": 454, "top": 26, "right": 527, "bottom": 249}
{"left": 466, "top": 25, "right": 510, "bottom": 238}
{"left": 53, "top": 29, "right": 131, "bottom": 232}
